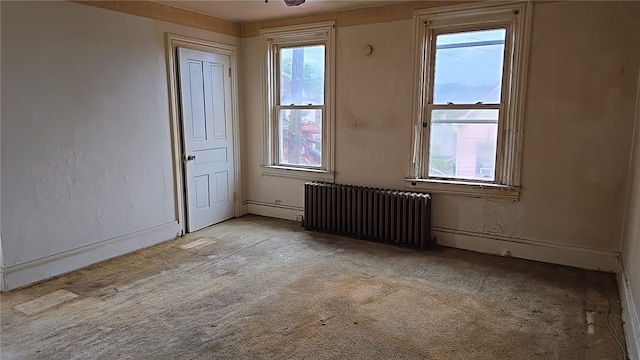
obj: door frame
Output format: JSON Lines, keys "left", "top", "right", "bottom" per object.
{"left": 165, "top": 33, "right": 242, "bottom": 234}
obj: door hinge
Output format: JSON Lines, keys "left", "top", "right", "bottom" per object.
{"left": 422, "top": 122, "right": 428, "bottom": 128}
{"left": 228, "top": 67, "right": 231, "bottom": 77}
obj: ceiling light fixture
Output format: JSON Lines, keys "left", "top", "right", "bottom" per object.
{"left": 264, "top": 0, "right": 306, "bottom": 6}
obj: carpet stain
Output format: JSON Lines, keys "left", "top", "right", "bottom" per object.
{"left": 14, "top": 289, "right": 79, "bottom": 316}
{"left": 0, "top": 215, "right": 626, "bottom": 360}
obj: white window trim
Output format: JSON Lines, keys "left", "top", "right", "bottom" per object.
{"left": 406, "top": 2, "right": 532, "bottom": 199}
{"left": 260, "top": 22, "right": 336, "bottom": 182}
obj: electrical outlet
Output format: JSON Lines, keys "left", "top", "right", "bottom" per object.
{"left": 499, "top": 250, "right": 511, "bottom": 257}
{"left": 295, "top": 214, "right": 304, "bottom": 223}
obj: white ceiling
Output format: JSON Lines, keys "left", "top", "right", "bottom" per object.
{"left": 156, "top": 0, "right": 403, "bottom": 23}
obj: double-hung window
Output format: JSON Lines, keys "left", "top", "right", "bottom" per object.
{"left": 409, "top": 3, "right": 530, "bottom": 198}
{"left": 261, "top": 22, "right": 335, "bottom": 181}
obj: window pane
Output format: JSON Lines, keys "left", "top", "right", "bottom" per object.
{"left": 433, "top": 29, "right": 506, "bottom": 105}
{"left": 279, "top": 45, "right": 325, "bottom": 106}
{"left": 279, "top": 109, "right": 322, "bottom": 167}
{"left": 428, "top": 109, "right": 498, "bottom": 181}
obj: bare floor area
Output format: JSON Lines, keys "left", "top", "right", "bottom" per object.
{"left": 0, "top": 215, "right": 627, "bottom": 359}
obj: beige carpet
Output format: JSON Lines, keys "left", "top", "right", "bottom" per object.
{"left": 0, "top": 215, "right": 627, "bottom": 359}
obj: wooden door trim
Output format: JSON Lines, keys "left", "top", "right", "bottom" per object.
{"left": 165, "top": 34, "right": 242, "bottom": 234}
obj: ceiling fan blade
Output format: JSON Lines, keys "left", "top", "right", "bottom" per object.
{"left": 284, "top": 0, "right": 305, "bottom": 6}
{"left": 264, "top": 0, "right": 306, "bottom": 6}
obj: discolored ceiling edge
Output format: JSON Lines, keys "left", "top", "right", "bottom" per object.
{"left": 73, "top": 1, "right": 476, "bottom": 38}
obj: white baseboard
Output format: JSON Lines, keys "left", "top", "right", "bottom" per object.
{"left": 434, "top": 227, "right": 620, "bottom": 272}
{"left": 618, "top": 258, "right": 640, "bottom": 360}
{"left": 245, "top": 200, "right": 303, "bottom": 221}
{"left": 1, "top": 221, "right": 181, "bottom": 291}
{"left": 242, "top": 201, "right": 619, "bottom": 272}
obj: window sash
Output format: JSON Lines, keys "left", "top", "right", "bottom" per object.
{"left": 427, "top": 24, "right": 510, "bottom": 107}
{"left": 277, "top": 105, "right": 324, "bottom": 111}
{"left": 275, "top": 105, "right": 325, "bottom": 168}
{"left": 275, "top": 44, "right": 326, "bottom": 107}
{"left": 276, "top": 107, "right": 324, "bottom": 169}
{"left": 426, "top": 106, "right": 501, "bottom": 182}
{"left": 428, "top": 104, "right": 502, "bottom": 124}
{"left": 273, "top": 42, "right": 326, "bottom": 169}
{"left": 422, "top": 22, "right": 513, "bottom": 184}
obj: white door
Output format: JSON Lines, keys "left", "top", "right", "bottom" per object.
{"left": 177, "top": 47, "right": 235, "bottom": 232}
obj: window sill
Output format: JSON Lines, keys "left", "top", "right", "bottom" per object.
{"left": 262, "top": 166, "right": 335, "bottom": 182}
{"left": 404, "top": 178, "right": 520, "bottom": 200}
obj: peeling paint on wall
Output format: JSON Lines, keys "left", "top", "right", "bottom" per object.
{"left": 482, "top": 199, "right": 521, "bottom": 236}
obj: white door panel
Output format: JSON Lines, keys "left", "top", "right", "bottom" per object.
{"left": 178, "top": 47, "right": 235, "bottom": 232}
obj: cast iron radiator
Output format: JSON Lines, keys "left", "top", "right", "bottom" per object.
{"left": 304, "top": 182, "right": 434, "bottom": 251}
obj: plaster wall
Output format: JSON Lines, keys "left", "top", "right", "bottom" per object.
{"left": 1, "top": 1, "right": 239, "bottom": 288}
{"left": 620, "top": 48, "right": 640, "bottom": 360}
{"left": 0, "top": 0, "right": 3, "bottom": 290}
{"left": 242, "top": 2, "right": 640, "bottom": 262}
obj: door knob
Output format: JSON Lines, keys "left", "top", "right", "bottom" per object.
{"left": 185, "top": 154, "right": 196, "bottom": 162}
